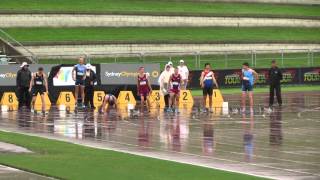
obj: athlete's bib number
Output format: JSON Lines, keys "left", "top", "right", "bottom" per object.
{"left": 139, "top": 81, "right": 147, "bottom": 85}
{"left": 77, "top": 72, "right": 84, "bottom": 76}
{"left": 35, "top": 81, "right": 43, "bottom": 85}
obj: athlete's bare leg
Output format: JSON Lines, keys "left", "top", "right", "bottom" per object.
{"left": 80, "top": 85, "right": 85, "bottom": 105}
{"left": 249, "top": 91, "right": 254, "bottom": 110}
{"left": 31, "top": 96, "right": 36, "bottom": 110}
{"left": 140, "top": 95, "right": 145, "bottom": 112}
{"left": 175, "top": 94, "right": 180, "bottom": 111}
{"left": 75, "top": 86, "right": 79, "bottom": 105}
{"left": 209, "top": 95, "right": 213, "bottom": 109}
{"left": 100, "top": 98, "right": 107, "bottom": 113}
{"left": 242, "top": 91, "right": 246, "bottom": 112}
{"left": 203, "top": 95, "right": 207, "bottom": 109}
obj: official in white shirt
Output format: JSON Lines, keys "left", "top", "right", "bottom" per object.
{"left": 178, "top": 59, "right": 189, "bottom": 90}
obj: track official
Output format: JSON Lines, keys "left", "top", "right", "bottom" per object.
{"left": 269, "top": 60, "right": 283, "bottom": 107}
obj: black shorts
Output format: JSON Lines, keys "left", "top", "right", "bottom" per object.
{"left": 203, "top": 86, "right": 213, "bottom": 96}
{"left": 32, "top": 86, "right": 45, "bottom": 96}
{"left": 75, "top": 79, "right": 85, "bottom": 86}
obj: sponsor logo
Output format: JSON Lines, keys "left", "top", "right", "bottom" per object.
{"left": 225, "top": 74, "right": 241, "bottom": 85}
{"left": 281, "top": 70, "right": 296, "bottom": 83}
{"left": 104, "top": 71, "right": 158, "bottom": 78}
{"left": 304, "top": 70, "right": 320, "bottom": 82}
{"left": 0, "top": 72, "right": 17, "bottom": 79}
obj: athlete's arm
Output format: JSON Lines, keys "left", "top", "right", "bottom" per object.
{"left": 200, "top": 72, "right": 204, "bottom": 87}
{"left": 44, "top": 73, "right": 49, "bottom": 94}
{"left": 113, "top": 96, "right": 118, "bottom": 108}
{"left": 147, "top": 76, "right": 153, "bottom": 93}
{"left": 137, "top": 77, "right": 140, "bottom": 96}
{"left": 82, "top": 68, "right": 86, "bottom": 80}
{"left": 168, "top": 75, "right": 172, "bottom": 90}
{"left": 72, "top": 66, "right": 76, "bottom": 81}
{"left": 29, "top": 73, "right": 34, "bottom": 92}
{"left": 212, "top": 73, "right": 219, "bottom": 88}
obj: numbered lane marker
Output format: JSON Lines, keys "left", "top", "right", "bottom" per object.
{"left": 179, "top": 90, "right": 194, "bottom": 105}
{"left": 117, "top": 91, "right": 136, "bottom": 105}
{"left": 0, "top": 92, "right": 18, "bottom": 111}
{"left": 34, "top": 92, "right": 51, "bottom": 111}
{"left": 206, "top": 89, "right": 224, "bottom": 108}
{"left": 56, "top": 92, "right": 75, "bottom": 106}
{"left": 0, "top": 92, "right": 18, "bottom": 106}
{"left": 93, "top": 91, "right": 105, "bottom": 108}
{"left": 148, "top": 90, "right": 165, "bottom": 108}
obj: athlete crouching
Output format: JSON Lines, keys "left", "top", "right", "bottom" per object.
{"left": 99, "top": 94, "right": 117, "bottom": 113}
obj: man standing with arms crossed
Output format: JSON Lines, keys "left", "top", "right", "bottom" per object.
{"left": 269, "top": 60, "right": 283, "bottom": 107}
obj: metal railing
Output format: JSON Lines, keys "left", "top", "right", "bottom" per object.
{"left": 0, "top": 29, "right": 37, "bottom": 63}
{"left": 34, "top": 49, "right": 320, "bottom": 69}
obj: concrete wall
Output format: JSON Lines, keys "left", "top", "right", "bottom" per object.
{"left": 18, "top": 43, "right": 320, "bottom": 56}
{"left": 1, "top": 14, "right": 319, "bottom": 28}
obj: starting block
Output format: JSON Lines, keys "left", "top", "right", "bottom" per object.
{"left": 148, "top": 90, "right": 165, "bottom": 108}
{"left": 206, "top": 89, "right": 224, "bottom": 108}
{"left": 179, "top": 90, "right": 194, "bottom": 107}
{"left": 117, "top": 91, "right": 136, "bottom": 106}
{"left": 56, "top": 92, "right": 76, "bottom": 110}
{"left": 34, "top": 92, "right": 51, "bottom": 111}
{"left": 93, "top": 91, "right": 105, "bottom": 108}
{"left": 0, "top": 92, "right": 18, "bottom": 111}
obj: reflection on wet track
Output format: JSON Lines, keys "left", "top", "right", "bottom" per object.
{"left": 1, "top": 92, "right": 320, "bottom": 179}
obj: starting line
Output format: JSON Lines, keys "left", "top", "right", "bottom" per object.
{"left": 0, "top": 89, "right": 227, "bottom": 112}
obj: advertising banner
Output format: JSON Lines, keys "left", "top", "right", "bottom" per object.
{"left": 188, "top": 67, "right": 320, "bottom": 88}
{"left": 100, "top": 64, "right": 160, "bottom": 85}
{"left": 53, "top": 66, "right": 97, "bottom": 86}
{"left": 0, "top": 64, "right": 56, "bottom": 86}
{"left": 301, "top": 67, "right": 320, "bottom": 84}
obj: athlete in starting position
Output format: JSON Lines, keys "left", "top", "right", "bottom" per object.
{"left": 99, "top": 94, "right": 117, "bottom": 113}
{"left": 72, "top": 57, "right": 86, "bottom": 108}
{"left": 200, "top": 63, "right": 219, "bottom": 113}
{"left": 241, "top": 62, "right": 258, "bottom": 113}
{"left": 137, "top": 67, "right": 152, "bottom": 111}
{"left": 168, "top": 68, "right": 183, "bottom": 113}
{"left": 29, "top": 67, "right": 48, "bottom": 114}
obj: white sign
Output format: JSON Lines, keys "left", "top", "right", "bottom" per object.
{"left": 53, "top": 66, "right": 96, "bottom": 86}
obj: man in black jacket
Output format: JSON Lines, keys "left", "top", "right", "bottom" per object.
{"left": 16, "top": 62, "right": 32, "bottom": 109}
{"left": 269, "top": 60, "right": 283, "bottom": 107}
{"left": 84, "top": 64, "right": 97, "bottom": 109}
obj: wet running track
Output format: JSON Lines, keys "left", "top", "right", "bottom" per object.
{"left": 0, "top": 92, "right": 319, "bottom": 180}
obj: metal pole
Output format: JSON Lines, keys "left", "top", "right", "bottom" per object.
{"left": 198, "top": 52, "right": 201, "bottom": 69}
{"left": 225, "top": 52, "right": 228, "bottom": 68}
{"left": 281, "top": 50, "right": 284, "bottom": 67}
{"left": 194, "top": 52, "right": 197, "bottom": 70}
{"left": 251, "top": 51, "right": 254, "bottom": 67}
